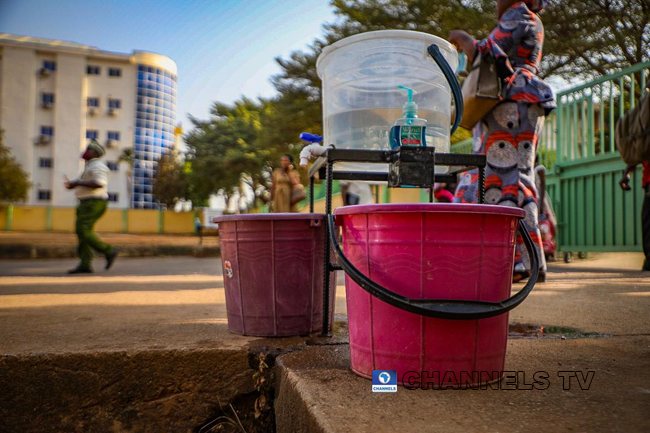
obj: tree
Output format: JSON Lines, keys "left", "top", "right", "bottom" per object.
{"left": 0, "top": 130, "right": 30, "bottom": 206}
{"left": 542, "top": 0, "right": 650, "bottom": 79}
{"left": 276, "top": 0, "right": 648, "bottom": 87}
{"left": 185, "top": 98, "right": 273, "bottom": 208}
{"left": 152, "top": 149, "right": 189, "bottom": 208}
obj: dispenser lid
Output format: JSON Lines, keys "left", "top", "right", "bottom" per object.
{"left": 316, "top": 30, "right": 456, "bottom": 78}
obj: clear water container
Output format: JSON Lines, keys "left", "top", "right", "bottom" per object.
{"left": 316, "top": 30, "right": 458, "bottom": 174}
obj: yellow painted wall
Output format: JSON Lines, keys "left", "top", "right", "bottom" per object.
{"left": 0, "top": 208, "right": 6, "bottom": 231}
{"left": 389, "top": 188, "right": 422, "bottom": 204}
{"left": 50, "top": 208, "right": 76, "bottom": 232}
{"left": 12, "top": 206, "right": 47, "bottom": 231}
{"left": 163, "top": 211, "right": 195, "bottom": 234}
{"left": 300, "top": 194, "right": 345, "bottom": 214}
{"left": 127, "top": 209, "right": 159, "bottom": 234}
{"left": 96, "top": 209, "right": 124, "bottom": 233}
{"left": 299, "top": 184, "right": 423, "bottom": 213}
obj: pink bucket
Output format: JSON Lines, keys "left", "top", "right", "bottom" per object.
{"left": 332, "top": 203, "right": 535, "bottom": 388}
{"left": 214, "top": 213, "right": 336, "bottom": 337}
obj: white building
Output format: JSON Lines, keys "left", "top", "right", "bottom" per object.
{"left": 0, "top": 34, "right": 178, "bottom": 209}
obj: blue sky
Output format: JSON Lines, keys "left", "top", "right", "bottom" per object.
{"left": 0, "top": 0, "right": 336, "bottom": 131}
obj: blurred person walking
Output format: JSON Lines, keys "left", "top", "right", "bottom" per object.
{"left": 340, "top": 181, "right": 374, "bottom": 206}
{"left": 617, "top": 87, "right": 650, "bottom": 270}
{"left": 271, "top": 154, "right": 302, "bottom": 213}
{"left": 620, "top": 163, "right": 650, "bottom": 271}
{"left": 450, "top": 0, "right": 555, "bottom": 283}
{"left": 64, "top": 140, "right": 118, "bottom": 273}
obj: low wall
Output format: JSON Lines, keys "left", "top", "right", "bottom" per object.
{"left": 2, "top": 205, "right": 199, "bottom": 235}
{"left": 299, "top": 184, "right": 425, "bottom": 213}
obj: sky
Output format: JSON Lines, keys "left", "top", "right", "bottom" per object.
{"left": 0, "top": 0, "right": 336, "bottom": 132}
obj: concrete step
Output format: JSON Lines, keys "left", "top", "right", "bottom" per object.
{"left": 274, "top": 336, "right": 650, "bottom": 433}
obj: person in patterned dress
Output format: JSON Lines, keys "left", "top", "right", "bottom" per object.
{"left": 449, "top": 0, "right": 556, "bottom": 282}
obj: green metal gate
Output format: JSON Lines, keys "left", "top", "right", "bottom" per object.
{"left": 539, "top": 62, "right": 649, "bottom": 252}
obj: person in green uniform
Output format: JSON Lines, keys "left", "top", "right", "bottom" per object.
{"left": 64, "top": 140, "right": 118, "bottom": 274}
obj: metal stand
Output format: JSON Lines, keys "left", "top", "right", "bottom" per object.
{"left": 310, "top": 147, "right": 487, "bottom": 337}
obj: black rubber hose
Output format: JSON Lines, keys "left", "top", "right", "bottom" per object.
{"left": 328, "top": 215, "right": 538, "bottom": 320}
{"left": 427, "top": 44, "right": 464, "bottom": 135}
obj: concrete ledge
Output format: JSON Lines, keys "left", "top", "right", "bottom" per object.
{"left": 274, "top": 337, "right": 650, "bottom": 433}
{"left": 0, "top": 349, "right": 253, "bottom": 433}
{"left": 275, "top": 345, "right": 349, "bottom": 433}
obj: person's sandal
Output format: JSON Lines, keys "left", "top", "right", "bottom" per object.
{"left": 512, "top": 271, "right": 530, "bottom": 283}
{"left": 537, "top": 271, "right": 547, "bottom": 283}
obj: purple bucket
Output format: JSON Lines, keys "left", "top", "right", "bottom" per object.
{"left": 213, "top": 213, "right": 336, "bottom": 337}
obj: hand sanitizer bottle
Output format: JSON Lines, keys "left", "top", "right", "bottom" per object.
{"left": 389, "top": 85, "right": 428, "bottom": 149}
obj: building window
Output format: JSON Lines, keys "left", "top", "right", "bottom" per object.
{"left": 108, "top": 193, "right": 119, "bottom": 202}
{"left": 38, "top": 190, "right": 51, "bottom": 201}
{"left": 42, "top": 60, "right": 56, "bottom": 71}
{"left": 41, "top": 93, "right": 55, "bottom": 106}
{"left": 87, "top": 97, "right": 100, "bottom": 107}
{"left": 108, "top": 68, "right": 122, "bottom": 77}
{"left": 41, "top": 126, "right": 54, "bottom": 137}
{"left": 39, "top": 158, "right": 53, "bottom": 168}
{"left": 132, "top": 64, "right": 176, "bottom": 209}
{"left": 87, "top": 65, "right": 100, "bottom": 75}
{"left": 107, "top": 131, "right": 120, "bottom": 141}
{"left": 106, "top": 161, "right": 119, "bottom": 171}
{"left": 86, "top": 130, "right": 98, "bottom": 140}
{"left": 108, "top": 98, "right": 122, "bottom": 109}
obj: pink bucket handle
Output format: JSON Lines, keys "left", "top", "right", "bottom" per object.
{"left": 329, "top": 215, "right": 538, "bottom": 320}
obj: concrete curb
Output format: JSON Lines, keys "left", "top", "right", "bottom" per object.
{"left": 0, "top": 348, "right": 254, "bottom": 432}
{"left": 0, "top": 243, "right": 220, "bottom": 259}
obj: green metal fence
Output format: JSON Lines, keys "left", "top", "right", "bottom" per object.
{"left": 539, "top": 61, "right": 650, "bottom": 252}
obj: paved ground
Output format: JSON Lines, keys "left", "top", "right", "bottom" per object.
{"left": 0, "top": 253, "right": 644, "bottom": 354}
{"left": 0, "top": 257, "right": 347, "bottom": 355}
{"left": 510, "top": 253, "right": 649, "bottom": 335}
{"left": 1, "top": 253, "right": 649, "bottom": 431}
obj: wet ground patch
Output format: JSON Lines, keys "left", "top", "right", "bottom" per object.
{"left": 509, "top": 323, "right": 612, "bottom": 339}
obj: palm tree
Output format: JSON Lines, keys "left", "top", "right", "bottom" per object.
{"left": 118, "top": 148, "right": 134, "bottom": 208}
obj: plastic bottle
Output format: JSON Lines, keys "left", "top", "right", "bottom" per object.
{"left": 389, "top": 86, "right": 428, "bottom": 149}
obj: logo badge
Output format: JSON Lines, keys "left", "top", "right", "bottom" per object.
{"left": 372, "top": 370, "right": 397, "bottom": 392}
{"left": 224, "top": 261, "right": 233, "bottom": 278}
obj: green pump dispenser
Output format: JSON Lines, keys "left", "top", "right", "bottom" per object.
{"left": 398, "top": 85, "right": 418, "bottom": 124}
{"left": 390, "top": 86, "right": 427, "bottom": 149}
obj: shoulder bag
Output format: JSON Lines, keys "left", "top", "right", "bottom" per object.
{"left": 616, "top": 90, "right": 650, "bottom": 166}
{"left": 460, "top": 51, "right": 502, "bottom": 130}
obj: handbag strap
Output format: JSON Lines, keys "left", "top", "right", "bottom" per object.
{"left": 290, "top": 170, "right": 300, "bottom": 186}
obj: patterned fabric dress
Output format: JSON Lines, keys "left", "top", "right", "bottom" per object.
{"left": 454, "top": 1, "right": 556, "bottom": 273}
